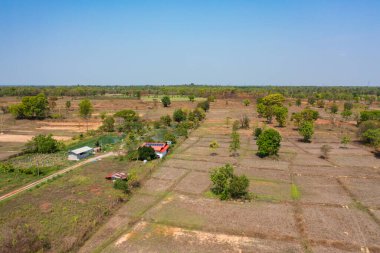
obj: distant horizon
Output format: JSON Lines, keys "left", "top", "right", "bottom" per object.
{"left": 1, "top": 1, "right": 380, "bottom": 86}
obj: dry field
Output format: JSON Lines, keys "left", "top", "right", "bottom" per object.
{"left": 78, "top": 99, "right": 380, "bottom": 253}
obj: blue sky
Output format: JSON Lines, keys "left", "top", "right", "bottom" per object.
{"left": 0, "top": 0, "right": 379, "bottom": 86}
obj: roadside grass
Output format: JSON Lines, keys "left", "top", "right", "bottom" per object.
{"left": 291, "top": 184, "right": 301, "bottom": 200}
{"left": 0, "top": 157, "right": 153, "bottom": 252}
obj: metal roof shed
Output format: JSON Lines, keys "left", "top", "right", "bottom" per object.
{"left": 68, "top": 146, "right": 93, "bottom": 161}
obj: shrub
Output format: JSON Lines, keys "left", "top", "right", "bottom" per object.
{"left": 357, "top": 120, "right": 380, "bottom": 140}
{"left": 24, "top": 134, "right": 63, "bottom": 154}
{"left": 295, "top": 98, "right": 301, "bottom": 107}
{"left": 126, "top": 150, "right": 139, "bottom": 161}
{"left": 160, "top": 115, "right": 172, "bottom": 126}
{"left": 316, "top": 100, "right": 325, "bottom": 108}
{"left": 256, "top": 128, "right": 282, "bottom": 157}
{"left": 161, "top": 96, "right": 171, "bottom": 107}
{"left": 209, "top": 140, "right": 219, "bottom": 155}
{"left": 341, "top": 110, "right": 352, "bottom": 121}
{"left": 330, "top": 103, "right": 339, "bottom": 114}
{"left": 362, "top": 129, "right": 380, "bottom": 148}
{"left": 113, "top": 179, "right": 130, "bottom": 194}
{"left": 207, "top": 95, "right": 216, "bottom": 102}
{"left": 360, "top": 110, "right": 380, "bottom": 122}
{"left": 341, "top": 136, "right": 351, "bottom": 147}
{"left": 197, "top": 100, "right": 210, "bottom": 112}
{"left": 229, "top": 131, "right": 240, "bottom": 156}
{"left": 253, "top": 127, "right": 262, "bottom": 139}
{"left": 274, "top": 106, "right": 288, "bottom": 127}
{"left": 164, "top": 132, "right": 177, "bottom": 144}
{"left": 188, "top": 94, "right": 195, "bottom": 102}
{"left": 173, "top": 109, "right": 187, "bottom": 122}
{"left": 114, "top": 109, "right": 139, "bottom": 122}
{"left": 232, "top": 120, "right": 240, "bottom": 131}
{"left": 101, "top": 116, "right": 115, "bottom": 132}
{"left": 210, "top": 164, "right": 249, "bottom": 200}
{"left": 137, "top": 146, "right": 157, "bottom": 161}
{"left": 298, "top": 121, "right": 314, "bottom": 142}
{"left": 344, "top": 102, "right": 353, "bottom": 111}
{"left": 243, "top": 99, "right": 250, "bottom": 106}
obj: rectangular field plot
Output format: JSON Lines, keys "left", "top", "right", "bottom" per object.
{"left": 239, "top": 158, "right": 289, "bottom": 171}
{"left": 294, "top": 176, "right": 351, "bottom": 205}
{"left": 152, "top": 167, "right": 188, "bottom": 181}
{"left": 249, "top": 180, "right": 292, "bottom": 202}
{"left": 292, "top": 165, "right": 380, "bottom": 178}
{"left": 106, "top": 221, "right": 302, "bottom": 253}
{"left": 144, "top": 194, "right": 299, "bottom": 239}
{"left": 163, "top": 158, "right": 229, "bottom": 172}
{"left": 235, "top": 167, "right": 291, "bottom": 183}
{"left": 138, "top": 178, "right": 174, "bottom": 196}
{"left": 174, "top": 171, "right": 210, "bottom": 195}
{"left": 303, "top": 206, "right": 380, "bottom": 248}
{"left": 292, "top": 154, "right": 333, "bottom": 166}
{"left": 329, "top": 155, "right": 380, "bottom": 168}
{"left": 340, "top": 178, "right": 380, "bottom": 208}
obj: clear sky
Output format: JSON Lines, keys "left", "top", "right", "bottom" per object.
{"left": 0, "top": 0, "right": 379, "bottom": 86}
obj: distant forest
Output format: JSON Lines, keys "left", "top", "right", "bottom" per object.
{"left": 1, "top": 85, "right": 379, "bottom": 101}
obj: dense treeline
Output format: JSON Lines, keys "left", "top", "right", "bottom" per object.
{"left": 0, "top": 85, "right": 379, "bottom": 101}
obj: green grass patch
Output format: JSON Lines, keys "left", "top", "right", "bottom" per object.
{"left": 291, "top": 183, "right": 301, "bottom": 200}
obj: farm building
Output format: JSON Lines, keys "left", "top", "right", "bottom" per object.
{"left": 68, "top": 146, "right": 94, "bottom": 161}
{"left": 142, "top": 142, "right": 170, "bottom": 158}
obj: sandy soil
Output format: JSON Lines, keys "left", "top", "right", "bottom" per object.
{"left": 0, "top": 134, "right": 72, "bottom": 142}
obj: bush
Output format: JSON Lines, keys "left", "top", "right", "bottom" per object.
{"left": 137, "top": 146, "right": 157, "bottom": 161}
{"left": 344, "top": 102, "right": 353, "bottom": 111}
{"left": 274, "top": 106, "right": 288, "bottom": 127}
{"left": 320, "top": 144, "right": 332, "bottom": 159}
{"left": 210, "top": 164, "right": 249, "bottom": 200}
{"left": 240, "top": 114, "right": 250, "bottom": 129}
{"left": 164, "top": 132, "right": 177, "bottom": 144}
{"left": 298, "top": 121, "right": 314, "bottom": 142}
{"left": 24, "top": 134, "right": 63, "bottom": 154}
{"left": 253, "top": 127, "right": 262, "bottom": 139}
{"left": 160, "top": 115, "right": 172, "bottom": 126}
{"left": 9, "top": 93, "right": 49, "bottom": 120}
{"left": 126, "top": 150, "right": 139, "bottom": 161}
{"left": 101, "top": 116, "right": 115, "bottom": 132}
{"left": 256, "top": 128, "right": 282, "bottom": 157}
{"left": 197, "top": 100, "right": 210, "bottom": 112}
{"left": 113, "top": 179, "right": 130, "bottom": 193}
{"left": 173, "top": 109, "right": 187, "bottom": 122}
{"left": 161, "top": 96, "right": 171, "bottom": 107}
{"left": 358, "top": 120, "right": 380, "bottom": 140}
{"left": 360, "top": 110, "right": 380, "bottom": 122}
{"left": 362, "top": 129, "right": 380, "bottom": 148}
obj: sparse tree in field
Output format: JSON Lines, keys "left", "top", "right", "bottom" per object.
{"left": 210, "top": 164, "right": 249, "bottom": 200}
{"left": 173, "top": 109, "right": 187, "bottom": 122}
{"left": 274, "top": 106, "right": 288, "bottom": 127}
{"left": 341, "top": 135, "right": 351, "bottom": 148}
{"left": 341, "top": 110, "right": 352, "bottom": 121}
{"left": 256, "top": 128, "right": 281, "bottom": 157}
{"left": 160, "top": 114, "right": 172, "bottom": 126}
{"left": 65, "top": 100, "right": 71, "bottom": 112}
{"left": 188, "top": 94, "right": 195, "bottom": 102}
{"left": 229, "top": 131, "right": 240, "bottom": 156}
{"left": 362, "top": 128, "right": 380, "bottom": 151}
{"left": 253, "top": 127, "right": 262, "bottom": 139}
{"left": 320, "top": 144, "right": 332, "bottom": 159}
{"left": 101, "top": 116, "right": 115, "bottom": 132}
{"left": 308, "top": 97, "right": 316, "bottom": 106}
{"left": 209, "top": 140, "right": 219, "bottom": 156}
{"left": 296, "top": 98, "right": 302, "bottom": 107}
{"left": 243, "top": 99, "right": 250, "bottom": 106}
{"left": 161, "top": 96, "right": 171, "bottom": 107}
{"left": 330, "top": 103, "right": 339, "bottom": 114}
{"left": 316, "top": 100, "right": 325, "bottom": 108}
{"left": 257, "top": 93, "right": 285, "bottom": 123}
{"left": 79, "top": 99, "right": 93, "bottom": 131}
{"left": 100, "top": 112, "right": 107, "bottom": 120}
{"left": 344, "top": 102, "right": 353, "bottom": 111}
{"left": 298, "top": 121, "right": 314, "bottom": 142}
{"left": 240, "top": 114, "right": 250, "bottom": 129}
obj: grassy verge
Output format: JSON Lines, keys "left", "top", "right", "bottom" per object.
{"left": 291, "top": 183, "right": 301, "bottom": 200}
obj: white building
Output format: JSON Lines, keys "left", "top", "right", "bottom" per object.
{"left": 68, "top": 146, "right": 94, "bottom": 161}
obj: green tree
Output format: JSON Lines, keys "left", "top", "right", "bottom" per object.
{"left": 25, "top": 134, "right": 63, "bottom": 154}
{"left": 274, "top": 106, "right": 288, "bottom": 127}
{"left": 173, "top": 109, "right": 187, "bottom": 122}
{"left": 114, "top": 109, "right": 139, "bottom": 122}
{"left": 65, "top": 100, "right": 71, "bottom": 111}
{"left": 137, "top": 146, "right": 157, "bottom": 161}
{"left": 243, "top": 99, "right": 250, "bottom": 106}
{"left": 362, "top": 128, "right": 380, "bottom": 149}
{"left": 298, "top": 121, "right": 314, "bottom": 142}
{"left": 210, "top": 164, "right": 249, "bottom": 200}
{"left": 101, "top": 116, "right": 115, "bottom": 132}
{"left": 330, "top": 103, "right": 339, "bottom": 114}
{"left": 10, "top": 93, "right": 49, "bottom": 119}
{"left": 113, "top": 179, "right": 130, "bottom": 194}
{"left": 256, "top": 128, "right": 282, "bottom": 157}
{"left": 161, "top": 96, "right": 171, "bottom": 107}
{"left": 296, "top": 98, "right": 302, "bottom": 107}
{"left": 164, "top": 132, "right": 177, "bottom": 144}
{"left": 341, "top": 110, "right": 352, "bottom": 121}
{"left": 188, "top": 94, "right": 195, "bottom": 102}
{"left": 79, "top": 99, "right": 93, "bottom": 131}
{"left": 229, "top": 131, "right": 240, "bottom": 156}
{"left": 160, "top": 115, "right": 172, "bottom": 126}
{"left": 341, "top": 135, "right": 351, "bottom": 148}
{"left": 344, "top": 102, "right": 353, "bottom": 111}
{"left": 257, "top": 93, "right": 285, "bottom": 123}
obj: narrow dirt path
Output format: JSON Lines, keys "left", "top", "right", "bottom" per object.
{"left": 0, "top": 152, "right": 116, "bottom": 202}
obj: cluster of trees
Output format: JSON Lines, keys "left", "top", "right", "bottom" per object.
{"left": 210, "top": 164, "right": 249, "bottom": 200}
{"left": 257, "top": 94, "right": 288, "bottom": 127}
{"left": 291, "top": 109, "right": 319, "bottom": 142}
{"left": 10, "top": 93, "right": 49, "bottom": 119}
{"left": 358, "top": 110, "right": 380, "bottom": 151}
{"left": 24, "top": 134, "right": 64, "bottom": 154}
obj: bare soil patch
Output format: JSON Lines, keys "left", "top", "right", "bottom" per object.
{"left": 152, "top": 167, "right": 188, "bottom": 181}
{"left": 340, "top": 178, "right": 380, "bottom": 208}
{"left": 0, "top": 134, "right": 71, "bottom": 142}
{"left": 329, "top": 155, "right": 380, "bottom": 168}
{"left": 163, "top": 158, "right": 227, "bottom": 172}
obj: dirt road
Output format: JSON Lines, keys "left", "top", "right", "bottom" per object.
{"left": 0, "top": 152, "right": 116, "bottom": 202}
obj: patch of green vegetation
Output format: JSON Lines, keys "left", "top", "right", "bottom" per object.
{"left": 253, "top": 194, "right": 281, "bottom": 203}
{"left": 67, "top": 134, "right": 123, "bottom": 150}
{"left": 291, "top": 183, "right": 301, "bottom": 200}
{"left": 249, "top": 176, "right": 283, "bottom": 184}
{"left": 203, "top": 190, "right": 219, "bottom": 199}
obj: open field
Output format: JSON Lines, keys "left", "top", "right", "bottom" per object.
{"left": 75, "top": 99, "right": 380, "bottom": 253}
{"left": 0, "top": 95, "right": 379, "bottom": 252}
